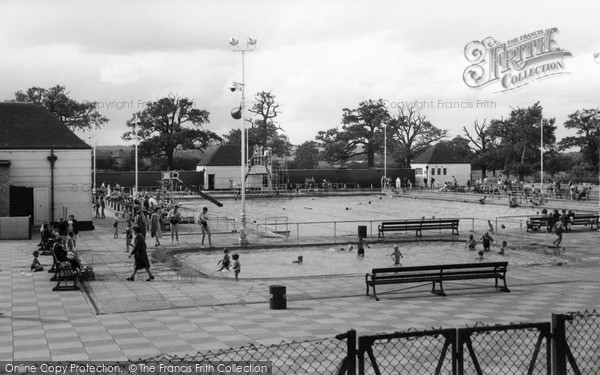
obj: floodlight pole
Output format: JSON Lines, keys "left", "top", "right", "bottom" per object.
{"left": 134, "top": 114, "right": 139, "bottom": 200}
{"left": 540, "top": 117, "right": 544, "bottom": 197}
{"left": 230, "top": 37, "right": 257, "bottom": 246}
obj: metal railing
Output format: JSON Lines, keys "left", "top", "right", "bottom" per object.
{"left": 253, "top": 218, "right": 478, "bottom": 244}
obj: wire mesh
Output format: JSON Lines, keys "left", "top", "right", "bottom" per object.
{"left": 460, "top": 323, "right": 550, "bottom": 375}
{"left": 361, "top": 330, "right": 454, "bottom": 375}
{"left": 565, "top": 310, "right": 600, "bottom": 375}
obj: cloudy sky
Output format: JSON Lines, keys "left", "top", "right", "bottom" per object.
{"left": 1, "top": 0, "right": 599, "bottom": 147}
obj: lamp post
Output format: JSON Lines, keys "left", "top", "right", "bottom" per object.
{"left": 133, "top": 114, "right": 139, "bottom": 199}
{"left": 93, "top": 119, "right": 97, "bottom": 195}
{"left": 229, "top": 36, "right": 257, "bottom": 246}
{"left": 383, "top": 122, "right": 387, "bottom": 184}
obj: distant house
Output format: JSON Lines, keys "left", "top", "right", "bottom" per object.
{"left": 411, "top": 143, "right": 471, "bottom": 188}
{"left": 0, "top": 103, "right": 93, "bottom": 228}
{"left": 196, "top": 145, "right": 241, "bottom": 190}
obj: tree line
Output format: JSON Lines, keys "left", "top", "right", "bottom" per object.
{"left": 9, "top": 85, "right": 599, "bottom": 179}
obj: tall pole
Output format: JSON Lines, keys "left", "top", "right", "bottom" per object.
{"left": 230, "top": 37, "right": 256, "bottom": 246}
{"left": 540, "top": 117, "right": 543, "bottom": 195}
{"left": 134, "top": 114, "right": 139, "bottom": 199}
{"left": 93, "top": 119, "right": 97, "bottom": 194}
{"left": 384, "top": 124, "right": 387, "bottom": 183}
{"left": 240, "top": 49, "right": 247, "bottom": 246}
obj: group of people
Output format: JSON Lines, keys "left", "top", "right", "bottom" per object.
{"left": 216, "top": 248, "right": 241, "bottom": 280}
{"left": 465, "top": 232, "right": 508, "bottom": 259}
{"left": 34, "top": 215, "right": 82, "bottom": 272}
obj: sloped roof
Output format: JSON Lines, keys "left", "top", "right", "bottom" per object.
{"left": 199, "top": 144, "right": 241, "bottom": 166}
{"left": 412, "top": 143, "right": 468, "bottom": 164}
{"left": 0, "top": 102, "right": 91, "bottom": 150}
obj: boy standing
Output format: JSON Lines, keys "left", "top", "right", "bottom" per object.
{"left": 231, "top": 254, "right": 240, "bottom": 281}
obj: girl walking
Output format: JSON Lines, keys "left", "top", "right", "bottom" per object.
{"left": 127, "top": 226, "right": 154, "bottom": 281}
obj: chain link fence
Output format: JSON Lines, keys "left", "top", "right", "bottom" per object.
{"left": 358, "top": 328, "right": 455, "bottom": 375}
{"left": 14, "top": 311, "right": 598, "bottom": 374}
{"left": 458, "top": 322, "right": 551, "bottom": 375}
{"left": 564, "top": 310, "right": 600, "bottom": 375}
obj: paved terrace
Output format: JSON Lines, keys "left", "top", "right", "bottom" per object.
{"left": 1, "top": 196, "right": 599, "bottom": 361}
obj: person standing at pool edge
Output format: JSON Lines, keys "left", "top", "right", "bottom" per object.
{"left": 196, "top": 206, "right": 212, "bottom": 248}
{"left": 168, "top": 205, "right": 182, "bottom": 244}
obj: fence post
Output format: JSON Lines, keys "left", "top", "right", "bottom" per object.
{"left": 346, "top": 329, "right": 356, "bottom": 375}
{"left": 551, "top": 313, "right": 568, "bottom": 375}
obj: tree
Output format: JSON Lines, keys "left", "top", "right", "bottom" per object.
{"left": 463, "top": 119, "right": 495, "bottom": 177}
{"left": 387, "top": 102, "right": 447, "bottom": 167}
{"left": 438, "top": 136, "right": 474, "bottom": 160}
{"left": 558, "top": 110, "right": 599, "bottom": 174}
{"left": 293, "top": 141, "right": 320, "bottom": 169}
{"left": 14, "top": 85, "right": 108, "bottom": 131}
{"left": 488, "top": 102, "right": 556, "bottom": 180}
{"left": 122, "top": 95, "right": 221, "bottom": 170}
{"left": 317, "top": 99, "right": 389, "bottom": 167}
{"left": 248, "top": 91, "right": 291, "bottom": 157}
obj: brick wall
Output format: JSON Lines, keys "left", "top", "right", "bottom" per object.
{"left": 0, "top": 163, "right": 10, "bottom": 216}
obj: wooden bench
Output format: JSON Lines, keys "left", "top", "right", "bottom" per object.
{"left": 526, "top": 216, "right": 552, "bottom": 232}
{"left": 378, "top": 219, "right": 459, "bottom": 238}
{"left": 365, "top": 262, "right": 510, "bottom": 301}
{"left": 52, "top": 263, "right": 80, "bottom": 291}
{"left": 570, "top": 215, "right": 599, "bottom": 230}
{"left": 49, "top": 243, "right": 80, "bottom": 291}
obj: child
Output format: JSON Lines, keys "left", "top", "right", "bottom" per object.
{"left": 476, "top": 250, "right": 485, "bottom": 261}
{"left": 499, "top": 240, "right": 507, "bottom": 255}
{"left": 113, "top": 213, "right": 120, "bottom": 239}
{"left": 217, "top": 248, "right": 231, "bottom": 272}
{"left": 390, "top": 245, "right": 403, "bottom": 265}
{"left": 465, "top": 235, "right": 477, "bottom": 250}
{"left": 31, "top": 250, "right": 44, "bottom": 272}
{"left": 231, "top": 253, "right": 240, "bottom": 280}
{"left": 125, "top": 220, "right": 133, "bottom": 252}
{"left": 480, "top": 232, "right": 494, "bottom": 252}
{"left": 292, "top": 255, "right": 303, "bottom": 264}
{"left": 357, "top": 237, "right": 370, "bottom": 257}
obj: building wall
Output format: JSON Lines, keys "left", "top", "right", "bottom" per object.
{"left": 0, "top": 149, "right": 92, "bottom": 225}
{"left": 198, "top": 166, "right": 241, "bottom": 190}
{"left": 0, "top": 165, "right": 9, "bottom": 216}
{"left": 412, "top": 163, "right": 471, "bottom": 188}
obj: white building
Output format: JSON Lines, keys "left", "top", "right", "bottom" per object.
{"left": 411, "top": 143, "right": 471, "bottom": 188}
{"left": 196, "top": 144, "right": 241, "bottom": 190}
{"left": 0, "top": 103, "right": 93, "bottom": 228}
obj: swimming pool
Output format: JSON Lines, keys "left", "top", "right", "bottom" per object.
{"left": 180, "top": 194, "right": 546, "bottom": 239}
{"left": 175, "top": 241, "right": 567, "bottom": 279}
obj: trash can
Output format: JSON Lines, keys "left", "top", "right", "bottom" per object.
{"left": 269, "top": 285, "right": 286, "bottom": 310}
{"left": 358, "top": 225, "right": 367, "bottom": 239}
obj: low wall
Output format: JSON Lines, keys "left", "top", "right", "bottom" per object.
{"left": 0, "top": 216, "right": 31, "bottom": 240}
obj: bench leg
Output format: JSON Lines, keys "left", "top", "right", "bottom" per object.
{"left": 495, "top": 277, "right": 510, "bottom": 293}
{"left": 372, "top": 285, "right": 379, "bottom": 301}
{"left": 431, "top": 281, "right": 446, "bottom": 297}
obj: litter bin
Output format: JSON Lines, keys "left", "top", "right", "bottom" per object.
{"left": 269, "top": 285, "right": 286, "bottom": 310}
{"left": 358, "top": 225, "right": 367, "bottom": 239}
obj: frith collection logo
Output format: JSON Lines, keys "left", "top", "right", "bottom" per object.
{"left": 463, "top": 28, "right": 572, "bottom": 92}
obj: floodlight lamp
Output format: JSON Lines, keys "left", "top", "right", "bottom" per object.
{"left": 229, "top": 37, "right": 239, "bottom": 46}
{"left": 580, "top": 111, "right": 598, "bottom": 123}
{"left": 231, "top": 107, "right": 242, "bottom": 120}
{"left": 247, "top": 37, "right": 257, "bottom": 46}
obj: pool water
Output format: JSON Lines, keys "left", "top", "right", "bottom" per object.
{"left": 176, "top": 241, "right": 566, "bottom": 279}
{"left": 181, "top": 194, "right": 546, "bottom": 239}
